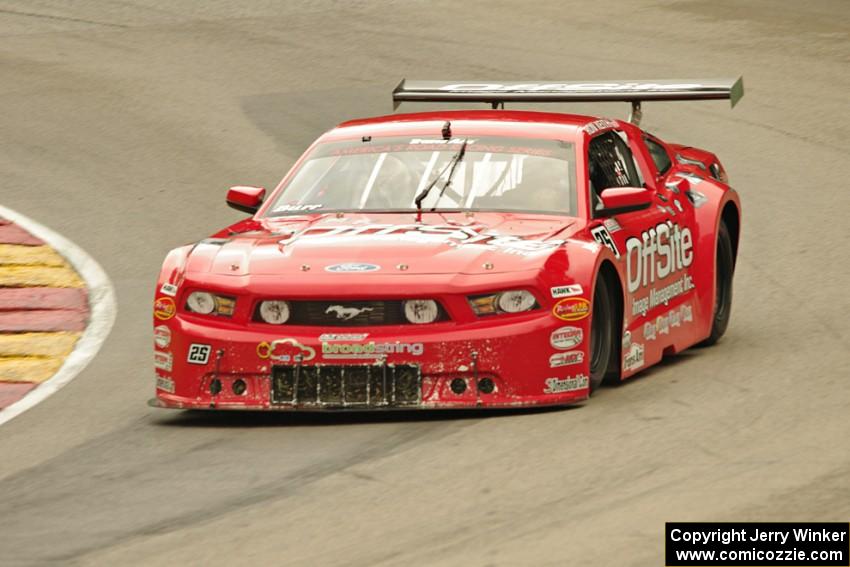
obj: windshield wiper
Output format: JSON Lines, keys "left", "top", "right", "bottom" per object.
{"left": 414, "top": 139, "right": 468, "bottom": 220}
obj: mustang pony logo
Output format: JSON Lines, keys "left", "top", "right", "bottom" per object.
{"left": 326, "top": 305, "right": 374, "bottom": 320}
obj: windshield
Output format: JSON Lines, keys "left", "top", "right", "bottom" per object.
{"left": 265, "top": 136, "right": 577, "bottom": 216}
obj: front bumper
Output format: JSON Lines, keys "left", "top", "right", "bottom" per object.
{"left": 152, "top": 311, "right": 590, "bottom": 410}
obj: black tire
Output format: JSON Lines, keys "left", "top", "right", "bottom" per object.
{"left": 589, "top": 275, "right": 615, "bottom": 392}
{"left": 701, "top": 221, "right": 734, "bottom": 346}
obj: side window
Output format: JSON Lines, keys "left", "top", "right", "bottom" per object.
{"left": 587, "top": 131, "right": 642, "bottom": 211}
{"left": 644, "top": 136, "right": 672, "bottom": 175}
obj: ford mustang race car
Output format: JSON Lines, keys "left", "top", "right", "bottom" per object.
{"left": 150, "top": 78, "right": 743, "bottom": 411}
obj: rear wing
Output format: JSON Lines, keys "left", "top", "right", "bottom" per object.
{"left": 392, "top": 78, "right": 744, "bottom": 125}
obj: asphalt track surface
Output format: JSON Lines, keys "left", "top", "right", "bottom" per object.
{"left": 1, "top": 1, "right": 848, "bottom": 565}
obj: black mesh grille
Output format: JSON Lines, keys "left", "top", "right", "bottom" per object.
{"left": 271, "top": 364, "right": 421, "bottom": 407}
{"left": 293, "top": 300, "right": 404, "bottom": 326}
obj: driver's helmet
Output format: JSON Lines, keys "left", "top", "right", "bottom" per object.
{"left": 366, "top": 155, "right": 416, "bottom": 208}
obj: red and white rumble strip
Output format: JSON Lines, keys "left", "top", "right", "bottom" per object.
{"left": 0, "top": 205, "right": 115, "bottom": 425}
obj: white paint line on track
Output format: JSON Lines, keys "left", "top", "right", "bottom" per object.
{"left": 0, "top": 204, "right": 117, "bottom": 427}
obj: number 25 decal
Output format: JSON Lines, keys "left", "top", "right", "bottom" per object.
{"left": 590, "top": 225, "right": 620, "bottom": 258}
{"left": 187, "top": 344, "right": 212, "bottom": 365}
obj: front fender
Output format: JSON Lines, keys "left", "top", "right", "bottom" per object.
{"left": 538, "top": 238, "right": 621, "bottom": 313}
{"left": 156, "top": 244, "right": 193, "bottom": 298}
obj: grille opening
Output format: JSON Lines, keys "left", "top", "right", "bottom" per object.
{"left": 254, "top": 300, "right": 448, "bottom": 326}
{"left": 271, "top": 364, "right": 421, "bottom": 407}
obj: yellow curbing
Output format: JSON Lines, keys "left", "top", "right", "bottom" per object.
{"left": 0, "top": 265, "right": 84, "bottom": 287}
{"left": 0, "top": 243, "right": 84, "bottom": 287}
{"left": 0, "top": 333, "right": 82, "bottom": 383}
{"left": 0, "top": 357, "right": 66, "bottom": 383}
{"left": 0, "top": 244, "right": 67, "bottom": 267}
{"left": 0, "top": 332, "right": 81, "bottom": 358}
{"left": 0, "top": 242, "right": 86, "bottom": 384}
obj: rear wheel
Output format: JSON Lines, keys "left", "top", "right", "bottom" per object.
{"left": 589, "top": 275, "right": 614, "bottom": 392}
{"left": 701, "top": 221, "right": 734, "bottom": 346}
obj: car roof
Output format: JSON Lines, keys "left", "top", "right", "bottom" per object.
{"left": 323, "top": 110, "right": 605, "bottom": 142}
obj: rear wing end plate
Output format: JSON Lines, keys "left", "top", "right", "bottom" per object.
{"left": 392, "top": 78, "right": 744, "bottom": 124}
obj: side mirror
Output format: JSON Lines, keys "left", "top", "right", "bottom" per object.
{"left": 597, "top": 187, "right": 653, "bottom": 217}
{"left": 226, "top": 186, "right": 266, "bottom": 215}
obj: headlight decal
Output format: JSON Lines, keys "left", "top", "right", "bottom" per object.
{"left": 185, "top": 291, "right": 236, "bottom": 317}
{"left": 258, "top": 300, "right": 291, "bottom": 324}
{"left": 468, "top": 290, "right": 539, "bottom": 316}
{"left": 402, "top": 299, "right": 440, "bottom": 324}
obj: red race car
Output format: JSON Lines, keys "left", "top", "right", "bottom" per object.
{"left": 151, "top": 78, "right": 743, "bottom": 411}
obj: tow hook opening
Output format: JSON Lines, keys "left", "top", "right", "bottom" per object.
{"left": 450, "top": 378, "right": 467, "bottom": 394}
{"left": 477, "top": 377, "right": 495, "bottom": 394}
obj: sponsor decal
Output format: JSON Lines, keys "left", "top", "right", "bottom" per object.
{"left": 325, "top": 305, "right": 374, "bottom": 320}
{"left": 670, "top": 308, "right": 682, "bottom": 328}
{"left": 154, "top": 351, "right": 173, "bottom": 372}
{"left": 410, "top": 138, "right": 474, "bottom": 145}
{"left": 603, "top": 218, "right": 622, "bottom": 233}
{"left": 643, "top": 321, "right": 657, "bottom": 341}
{"left": 153, "top": 325, "right": 171, "bottom": 349}
{"left": 550, "top": 326, "right": 583, "bottom": 349}
{"left": 321, "top": 341, "right": 423, "bottom": 359}
{"left": 544, "top": 374, "right": 589, "bottom": 394}
{"left": 622, "top": 330, "right": 632, "bottom": 350}
{"left": 626, "top": 220, "right": 695, "bottom": 316}
{"left": 553, "top": 297, "right": 590, "bottom": 321}
{"left": 187, "top": 344, "right": 212, "bottom": 365}
{"left": 257, "top": 339, "right": 316, "bottom": 363}
{"left": 623, "top": 342, "right": 645, "bottom": 372}
{"left": 642, "top": 302, "right": 693, "bottom": 341}
{"left": 159, "top": 283, "right": 178, "bottom": 297}
{"left": 280, "top": 224, "right": 564, "bottom": 257}
{"left": 550, "top": 284, "right": 583, "bottom": 298}
{"left": 631, "top": 273, "right": 695, "bottom": 317}
{"left": 273, "top": 203, "right": 323, "bottom": 213}
{"left": 318, "top": 333, "right": 369, "bottom": 341}
{"left": 154, "top": 297, "right": 176, "bottom": 320}
{"left": 584, "top": 118, "right": 619, "bottom": 135}
{"left": 656, "top": 313, "right": 670, "bottom": 336}
{"left": 549, "top": 351, "right": 584, "bottom": 368}
{"left": 325, "top": 263, "right": 381, "bottom": 273}
{"left": 156, "top": 375, "right": 175, "bottom": 393}
{"left": 626, "top": 221, "right": 694, "bottom": 293}
{"left": 590, "top": 225, "right": 620, "bottom": 258}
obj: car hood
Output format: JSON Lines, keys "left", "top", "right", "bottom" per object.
{"left": 184, "top": 212, "right": 577, "bottom": 276}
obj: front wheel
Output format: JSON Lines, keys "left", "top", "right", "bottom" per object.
{"left": 589, "top": 275, "right": 614, "bottom": 392}
{"left": 700, "top": 221, "right": 734, "bottom": 346}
